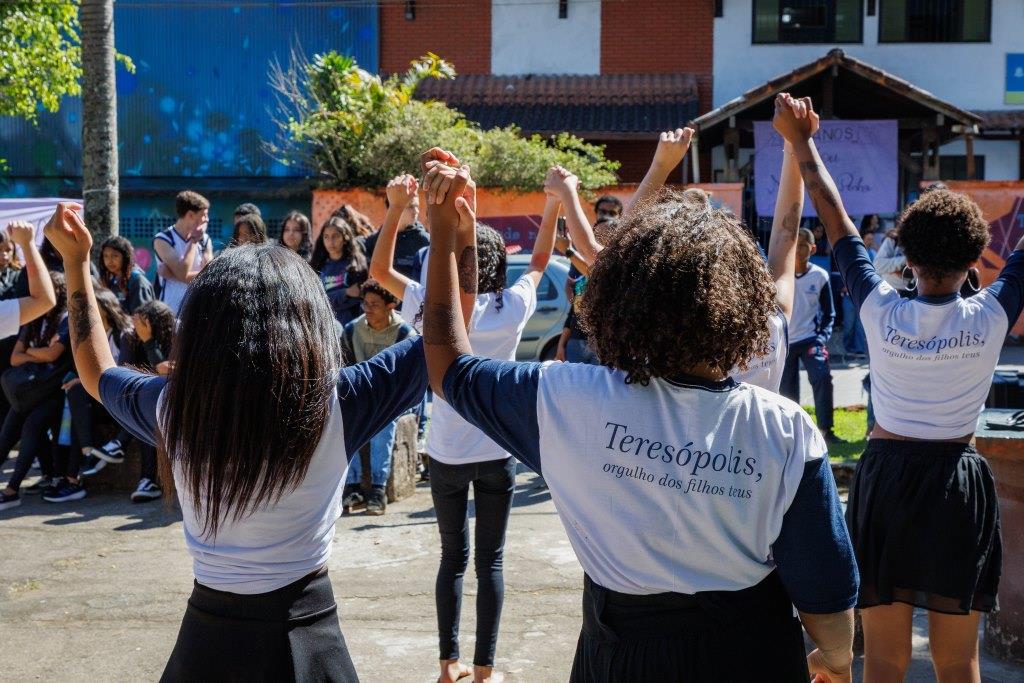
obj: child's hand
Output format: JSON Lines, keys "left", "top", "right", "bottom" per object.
{"left": 42, "top": 202, "right": 91, "bottom": 265}
{"left": 386, "top": 174, "right": 419, "bottom": 209}
{"left": 6, "top": 221, "right": 36, "bottom": 249}
{"left": 651, "top": 127, "right": 695, "bottom": 172}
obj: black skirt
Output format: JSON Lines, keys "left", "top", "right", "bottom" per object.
{"left": 161, "top": 568, "right": 358, "bottom": 682}
{"left": 570, "top": 572, "right": 809, "bottom": 682}
{"left": 846, "top": 438, "right": 1002, "bottom": 614}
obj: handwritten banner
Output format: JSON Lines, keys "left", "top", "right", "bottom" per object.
{"left": 754, "top": 120, "right": 898, "bottom": 218}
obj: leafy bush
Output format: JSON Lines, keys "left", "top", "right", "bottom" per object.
{"left": 268, "top": 52, "right": 619, "bottom": 191}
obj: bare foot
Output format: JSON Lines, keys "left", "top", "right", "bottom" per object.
{"left": 439, "top": 659, "right": 471, "bottom": 683}
{"left": 474, "top": 666, "right": 503, "bottom": 683}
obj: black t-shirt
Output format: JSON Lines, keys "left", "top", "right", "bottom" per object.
{"left": 363, "top": 222, "right": 431, "bottom": 283}
{"left": 565, "top": 265, "right": 588, "bottom": 338}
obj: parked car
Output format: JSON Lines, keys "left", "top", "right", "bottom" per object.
{"left": 507, "top": 254, "right": 571, "bottom": 361}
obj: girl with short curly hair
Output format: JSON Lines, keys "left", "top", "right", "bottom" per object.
{"left": 777, "top": 95, "right": 1024, "bottom": 681}
{"left": 421, "top": 147, "right": 857, "bottom": 682}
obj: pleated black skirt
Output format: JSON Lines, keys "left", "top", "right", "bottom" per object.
{"left": 570, "top": 572, "right": 809, "bottom": 682}
{"left": 161, "top": 567, "right": 358, "bottom": 682}
{"left": 846, "top": 438, "right": 1002, "bottom": 614}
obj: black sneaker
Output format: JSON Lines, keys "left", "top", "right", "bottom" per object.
{"left": 80, "top": 455, "right": 108, "bottom": 478}
{"left": 130, "top": 478, "right": 161, "bottom": 503}
{"left": 0, "top": 490, "right": 21, "bottom": 511}
{"left": 43, "top": 480, "right": 86, "bottom": 503}
{"left": 93, "top": 440, "right": 125, "bottom": 464}
{"left": 24, "top": 476, "right": 57, "bottom": 495}
{"left": 341, "top": 485, "right": 365, "bottom": 514}
{"left": 365, "top": 487, "right": 387, "bottom": 516}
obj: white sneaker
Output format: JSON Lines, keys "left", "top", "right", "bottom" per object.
{"left": 80, "top": 455, "right": 108, "bottom": 478}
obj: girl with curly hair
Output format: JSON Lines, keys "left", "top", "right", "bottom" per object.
{"left": 420, "top": 149, "right": 857, "bottom": 682}
{"left": 777, "top": 95, "right": 1024, "bottom": 681}
{"left": 311, "top": 215, "right": 368, "bottom": 325}
{"left": 369, "top": 170, "right": 558, "bottom": 683}
{"left": 99, "top": 235, "right": 155, "bottom": 314}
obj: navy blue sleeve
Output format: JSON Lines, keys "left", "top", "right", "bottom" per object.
{"left": 57, "top": 318, "right": 71, "bottom": 349}
{"left": 442, "top": 355, "right": 543, "bottom": 474}
{"left": 98, "top": 367, "right": 167, "bottom": 447}
{"left": 337, "top": 336, "right": 427, "bottom": 458}
{"left": 833, "top": 236, "right": 884, "bottom": 313}
{"left": 987, "top": 249, "right": 1024, "bottom": 323}
{"left": 815, "top": 275, "right": 835, "bottom": 344}
{"left": 771, "top": 458, "right": 859, "bottom": 614}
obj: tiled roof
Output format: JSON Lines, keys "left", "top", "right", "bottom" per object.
{"left": 975, "top": 110, "right": 1024, "bottom": 131}
{"left": 416, "top": 73, "right": 699, "bottom": 138}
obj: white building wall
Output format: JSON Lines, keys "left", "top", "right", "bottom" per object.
{"left": 714, "top": 0, "right": 1024, "bottom": 180}
{"left": 491, "top": 0, "right": 601, "bottom": 75}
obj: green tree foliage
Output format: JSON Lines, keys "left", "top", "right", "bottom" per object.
{"left": 269, "top": 52, "right": 619, "bottom": 191}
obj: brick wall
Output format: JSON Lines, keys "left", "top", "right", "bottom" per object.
{"left": 380, "top": 0, "right": 491, "bottom": 74}
{"left": 600, "top": 0, "right": 714, "bottom": 112}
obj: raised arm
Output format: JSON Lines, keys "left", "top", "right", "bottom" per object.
{"left": 6, "top": 221, "right": 56, "bottom": 324}
{"left": 42, "top": 204, "right": 115, "bottom": 400}
{"left": 368, "top": 174, "right": 418, "bottom": 300}
{"left": 624, "top": 127, "right": 694, "bottom": 218}
{"left": 524, "top": 184, "right": 560, "bottom": 286}
{"left": 547, "top": 167, "right": 602, "bottom": 265}
{"left": 773, "top": 95, "right": 857, "bottom": 247}
{"left": 421, "top": 153, "right": 475, "bottom": 399}
{"left": 767, "top": 98, "right": 810, "bottom": 321}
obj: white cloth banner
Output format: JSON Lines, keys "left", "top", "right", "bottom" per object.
{"left": 0, "top": 197, "right": 80, "bottom": 244}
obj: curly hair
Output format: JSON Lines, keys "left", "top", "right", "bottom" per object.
{"left": 476, "top": 223, "right": 507, "bottom": 311}
{"left": 897, "top": 188, "right": 989, "bottom": 281}
{"left": 122, "top": 300, "right": 176, "bottom": 370}
{"left": 360, "top": 278, "right": 399, "bottom": 306}
{"left": 99, "top": 235, "right": 136, "bottom": 293}
{"left": 331, "top": 204, "right": 375, "bottom": 238}
{"left": 579, "top": 189, "right": 776, "bottom": 385}
{"left": 310, "top": 216, "right": 368, "bottom": 277}
{"left": 26, "top": 271, "right": 67, "bottom": 348}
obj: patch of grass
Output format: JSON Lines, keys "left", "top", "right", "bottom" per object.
{"left": 8, "top": 579, "right": 40, "bottom": 595}
{"left": 803, "top": 406, "right": 868, "bottom": 461}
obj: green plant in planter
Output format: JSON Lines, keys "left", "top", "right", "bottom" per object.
{"left": 267, "top": 51, "right": 619, "bottom": 191}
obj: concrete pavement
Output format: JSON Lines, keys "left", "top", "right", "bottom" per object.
{"left": 2, "top": 466, "right": 1022, "bottom": 681}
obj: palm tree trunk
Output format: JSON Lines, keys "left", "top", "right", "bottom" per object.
{"left": 80, "top": 0, "right": 119, "bottom": 240}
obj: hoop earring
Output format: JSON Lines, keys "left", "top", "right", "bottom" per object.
{"left": 966, "top": 267, "right": 981, "bottom": 293}
{"left": 902, "top": 266, "right": 917, "bottom": 292}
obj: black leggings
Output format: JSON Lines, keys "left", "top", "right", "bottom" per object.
{"left": 0, "top": 394, "right": 63, "bottom": 491}
{"left": 430, "top": 456, "right": 516, "bottom": 666}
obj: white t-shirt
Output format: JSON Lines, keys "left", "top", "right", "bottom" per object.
{"left": 154, "top": 226, "right": 210, "bottom": 315}
{"left": 790, "top": 263, "right": 833, "bottom": 345}
{"left": 0, "top": 299, "right": 20, "bottom": 339}
{"left": 731, "top": 310, "right": 787, "bottom": 393}
{"left": 835, "top": 236, "right": 1024, "bottom": 439}
{"left": 441, "top": 356, "right": 858, "bottom": 612}
{"left": 401, "top": 275, "right": 538, "bottom": 464}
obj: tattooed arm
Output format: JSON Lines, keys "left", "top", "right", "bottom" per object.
{"left": 42, "top": 204, "right": 115, "bottom": 400}
{"left": 767, "top": 139, "right": 804, "bottom": 321}
{"left": 773, "top": 95, "right": 858, "bottom": 247}
{"left": 421, "top": 150, "right": 474, "bottom": 400}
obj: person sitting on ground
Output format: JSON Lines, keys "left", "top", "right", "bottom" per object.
{"left": 280, "top": 210, "right": 313, "bottom": 262}
{"left": 339, "top": 280, "right": 417, "bottom": 516}
{"left": 364, "top": 175, "right": 431, "bottom": 283}
{"left": 81, "top": 300, "right": 177, "bottom": 504}
{"left": 780, "top": 228, "right": 839, "bottom": 444}
{"left": 311, "top": 215, "right": 368, "bottom": 325}
{"left": 45, "top": 200, "right": 431, "bottom": 680}
{"left": 370, "top": 163, "right": 558, "bottom": 683}
{"left": 420, "top": 150, "right": 857, "bottom": 682}
{"left": 231, "top": 212, "right": 268, "bottom": 247}
{"left": 154, "top": 190, "right": 213, "bottom": 315}
{"left": 777, "top": 95, "right": 1023, "bottom": 682}
{"left": 98, "top": 235, "right": 154, "bottom": 314}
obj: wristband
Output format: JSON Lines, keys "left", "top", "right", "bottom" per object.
{"left": 565, "top": 246, "right": 577, "bottom": 259}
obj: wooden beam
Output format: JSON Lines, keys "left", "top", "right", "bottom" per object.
{"left": 821, "top": 66, "right": 836, "bottom": 119}
{"left": 691, "top": 140, "right": 701, "bottom": 184}
{"left": 724, "top": 126, "right": 740, "bottom": 182}
{"left": 964, "top": 134, "right": 976, "bottom": 180}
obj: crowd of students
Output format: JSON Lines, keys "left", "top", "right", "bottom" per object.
{"left": 3, "top": 92, "right": 1020, "bottom": 682}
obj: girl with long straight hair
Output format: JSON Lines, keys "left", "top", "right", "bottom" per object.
{"left": 280, "top": 210, "right": 313, "bottom": 261}
{"left": 44, "top": 203, "right": 428, "bottom": 680}
{"left": 777, "top": 97, "right": 1022, "bottom": 681}
{"left": 311, "top": 215, "right": 368, "bottom": 325}
{"left": 98, "top": 235, "right": 154, "bottom": 314}
{"left": 370, "top": 169, "right": 558, "bottom": 683}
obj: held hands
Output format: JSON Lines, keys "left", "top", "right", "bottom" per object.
{"left": 6, "top": 221, "right": 36, "bottom": 249}
{"left": 772, "top": 93, "right": 819, "bottom": 143}
{"left": 651, "top": 127, "right": 695, "bottom": 172}
{"left": 807, "top": 648, "right": 852, "bottom": 683}
{"left": 419, "top": 147, "right": 474, "bottom": 235}
{"left": 42, "top": 202, "right": 91, "bottom": 265}
{"left": 544, "top": 166, "right": 579, "bottom": 202}
{"left": 386, "top": 174, "right": 419, "bottom": 210}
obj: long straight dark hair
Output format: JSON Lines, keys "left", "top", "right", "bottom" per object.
{"left": 309, "top": 215, "right": 367, "bottom": 277}
{"left": 161, "top": 245, "right": 342, "bottom": 537}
